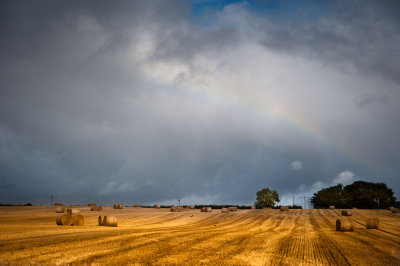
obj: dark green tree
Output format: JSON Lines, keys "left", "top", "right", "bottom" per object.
{"left": 311, "top": 184, "right": 351, "bottom": 208}
{"left": 255, "top": 187, "right": 280, "bottom": 208}
{"left": 345, "top": 181, "right": 396, "bottom": 209}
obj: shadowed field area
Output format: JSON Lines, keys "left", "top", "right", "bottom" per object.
{"left": 0, "top": 206, "right": 399, "bottom": 265}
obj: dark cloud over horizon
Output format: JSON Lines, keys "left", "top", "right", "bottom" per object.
{"left": 0, "top": 0, "right": 399, "bottom": 206}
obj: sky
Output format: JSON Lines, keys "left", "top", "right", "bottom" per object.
{"left": 0, "top": 0, "right": 399, "bottom": 206}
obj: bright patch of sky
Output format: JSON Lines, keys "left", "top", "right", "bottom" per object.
{"left": 189, "top": 0, "right": 331, "bottom": 25}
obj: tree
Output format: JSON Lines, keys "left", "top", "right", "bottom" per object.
{"left": 255, "top": 187, "right": 280, "bottom": 208}
{"left": 345, "top": 181, "right": 396, "bottom": 209}
{"left": 311, "top": 184, "right": 351, "bottom": 208}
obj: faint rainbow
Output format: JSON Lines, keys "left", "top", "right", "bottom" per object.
{"left": 141, "top": 68, "right": 372, "bottom": 172}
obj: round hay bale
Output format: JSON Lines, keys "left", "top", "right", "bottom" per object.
{"left": 98, "top": 215, "right": 105, "bottom": 226}
{"left": 280, "top": 206, "right": 289, "bottom": 211}
{"left": 392, "top": 209, "right": 400, "bottom": 213}
{"left": 54, "top": 202, "right": 63, "bottom": 206}
{"left": 104, "top": 216, "right": 117, "bottom": 227}
{"left": 91, "top": 206, "right": 103, "bottom": 211}
{"left": 153, "top": 204, "right": 161, "bottom": 208}
{"left": 66, "top": 208, "right": 79, "bottom": 215}
{"left": 201, "top": 207, "right": 212, "bottom": 212}
{"left": 189, "top": 205, "right": 195, "bottom": 209}
{"left": 133, "top": 204, "right": 142, "bottom": 208}
{"left": 329, "top": 206, "right": 335, "bottom": 210}
{"left": 388, "top": 206, "right": 395, "bottom": 211}
{"left": 56, "top": 214, "right": 73, "bottom": 226}
{"left": 170, "top": 206, "right": 183, "bottom": 212}
{"left": 72, "top": 214, "right": 84, "bottom": 226}
{"left": 336, "top": 219, "right": 354, "bottom": 232}
{"left": 251, "top": 206, "right": 256, "bottom": 209}
{"left": 228, "top": 206, "right": 238, "bottom": 212}
{"left": 88, "top": 203, "right": 96, "bottom": 206}
{"left": 366, "top": 218, "right": 379, "bottom": 229}
{"left": 221, "top": 208, "right": 229, "bottom": 213}
{"left": 55, "top": 206, "right": 64, "bottom": 213}
{"left": 113, "top": 203, "right": 124, "bottom": 209}
{"left": 341, "top": 210, "right": 352, "bottom": 216}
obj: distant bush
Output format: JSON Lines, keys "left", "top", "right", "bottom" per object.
{"left": 273, "top": 205, "right": 302, "bottom": 209}
{"left": 0, "top": 203, "right": 33, "bottom": 206}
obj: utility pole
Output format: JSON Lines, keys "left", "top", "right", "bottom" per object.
{"left": 293, "top": 196, "right": 295, "bottom": 207}
{"left": 304, "top": 197, "right": 306, "bottom": 209}
{"left": 178, "top": 197, "right": 181, "bottom": 207}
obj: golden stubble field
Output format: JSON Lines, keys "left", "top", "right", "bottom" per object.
{"left": 0, "top": 206, "right": 399, "bottom": 265}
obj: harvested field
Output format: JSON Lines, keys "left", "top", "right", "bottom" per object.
{"left": 0, "top": 207, "right": 399, "bottom": 265}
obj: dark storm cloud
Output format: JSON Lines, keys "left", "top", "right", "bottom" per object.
{"left": 256, "top": 0, "right": 400, "bottom": 84}
{"left": 0, "top": 0, "right": 399, "bottom": 205}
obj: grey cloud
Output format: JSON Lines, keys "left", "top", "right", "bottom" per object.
{"left": 254, "top": 0, "right": 400, "bottom": 85}
{"left": 354, "top": 93, "right": 389, "bottom": 108}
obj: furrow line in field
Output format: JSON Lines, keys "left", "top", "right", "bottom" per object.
{"left": 147, "top": 212, "right": 290, "bottom": 264}
{"left": 368, "top": 209, "right": 400, "bottom": 219}
{"left": 10, "top": 225, "right": 222, "bottom": 264}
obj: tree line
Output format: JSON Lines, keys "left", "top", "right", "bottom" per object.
{"left": 311, "top": 181, "right": 396, "bottom": 209}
